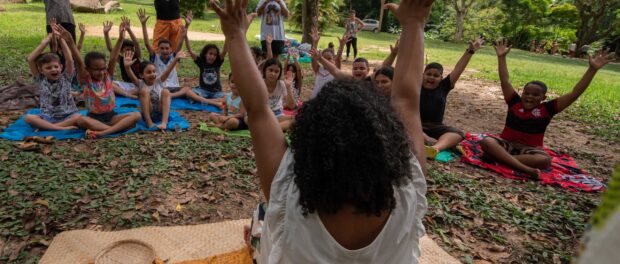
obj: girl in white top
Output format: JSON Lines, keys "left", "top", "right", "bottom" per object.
{"left": 210, "top": 0, "right": 431, "bottom": 263}
{"left": 262, "top": 58, "right": 296, "bottom": 131}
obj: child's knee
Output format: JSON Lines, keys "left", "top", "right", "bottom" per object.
{"left": 24, "top": 114, "right": 38, "bottom": 124}
{"left": 539, "top": 155, "right": 552, "bottom": 168}
{"left": 480, "top": 137, "right": 496, "bottom": 150}
{"left": 139, "top": 88, "right": 150, "bottom": 97}
{"left": 161, "top": 89, "right": 171, "bottom": 97}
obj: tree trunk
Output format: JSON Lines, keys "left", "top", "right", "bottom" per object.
{"left": 302, "top": 0, "right": 318, "bottom": 44}
{"left": 454, "top": 10, "right": 465, "bottom": 42}
{"left": 378, "top": 0, "right": 385, "bottom": 32}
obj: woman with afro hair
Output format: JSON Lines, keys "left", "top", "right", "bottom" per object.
{"left": 210, "top": 0, "right": 430, "bottom": 262}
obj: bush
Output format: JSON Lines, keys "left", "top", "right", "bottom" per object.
{"left": 180, "top": 0, "right": 207, "bottom": 18}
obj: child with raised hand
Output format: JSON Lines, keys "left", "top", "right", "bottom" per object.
{"left": 312, "top": 48, "right": 370, "bottom": 81}
{"left": 480, "top": 39, "right": 615, "bottom": 179}
{"left": 283, "top": 49, "right": 303, "bottom": 105}
{"left": 24, "top": 31, "right": 80, "bottom": 131}
{"left": 208, "top": 73, "right": 248, "bottom": 130}
{"left": 66, "top": 24, "right": 141, "bottom": 139}
{"left": 104, "top": 17, "right": 143, "bottom": 99}
{"left": 309, "top": 28, "right": 336, "bottom": 99}
{"left": 421, "top": 36, "right": 484, "bottom": 158}
{"left": 184, "top": 34, "right": 227, "bottom": 107}
{"left": 122, "top": 50, "right": 177, "bottom": 130}
{"left": 263, "top": 58, "right": 296, "bottom": 130}
{"left": 138, "top": 8, "right": 188, "bottom": 98}
{"left": 209, "top": 0, "right": 429, "bottom": 262}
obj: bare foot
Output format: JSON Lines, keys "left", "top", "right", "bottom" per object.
{"left": 524, "top": 168, "right": 540, "bottom": 180}
{"left": 156, "top": 123, "right": 167, "bottom": 131}
{"left": 146, "top": 121, "right": 154, "bottom": 128}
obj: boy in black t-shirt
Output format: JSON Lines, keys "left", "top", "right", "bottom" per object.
{"left": 480, "top": 39, "right": 614, "bottom": 179}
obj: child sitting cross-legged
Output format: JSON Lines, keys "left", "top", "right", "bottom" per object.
{"left": 480, "top": 39, "right": 615, "bottom": 179}
{"left": 207, "top": 73, "right": 248, "bottom": 131}
{"left": 24, "top": 31, "right": 80, "bottom": 131}
{"left": 184, "top": 39, "right": 227, "bottom": 108}
{"left": 64, "top": 23, "right": 141, "bottom": 139}
{"left": 122, "top": 49, "right": 181, "bottom": 130}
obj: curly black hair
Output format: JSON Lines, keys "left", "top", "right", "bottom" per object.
{"left": 197, "top": 44, "right": 222, "bottom": 66}
{"left": 290, "top": 80, "right": 414, "bottom": 217}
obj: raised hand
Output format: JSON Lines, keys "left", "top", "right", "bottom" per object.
{"left": 79, "top": 23, "right": 87, "bottom": 34}
{"left": 284, "top": 73, "right": 294, "bottom": 87}
{"left": 123, "top": 50, "right": 136, "bottom": 65}
{"left": 184, "top": 10, "right": 193, "bottom": 27}
{"left": 118, "top": 23, "right": 126, "bottom": 38}
{"left": 385, "top": 0, "right": 434, "bottom": 26}
{"left": 50, "top": 17, "right": 57, "bottom": 27}
{"left": 589, "top": 49, "right": 615, "bottom": 70}
{"left": 469, "top": 36, "right": 485, "bottom": 52}
{"left": 337, "top": 32, "right": 350, "bottom": 46}
{"left": 390, "top": 38, "right": 400, "bottom": 54}
{"left": 247, "top": 12, "right": 258, "bottom": 24}
{"left": 493, "top": 38, "right": 511, "bottom": 57}
{"left": 310, "top": 48, "right": 322, "bottom": 61}
{"left": 52, "top": 24, "right": 73, "bottom": 42}
{"left": 266, "top": 33, "right": 273, "bottom": 44}
{"left": 310, "top": 27, "right": 320, "bottom": 45}
{"left": 121, "top": 16, "right": 131, "bottom": 30}
{"left": 137, "top": 8, "right": 150, "bottom": 25}
{"left": 103, "top": 21, "right": 113, "bottom": 34}
{"left": 176, "top": 50, "right": 189, "bottom": 60}
{"left": 209, "top": 0, "right": 251, "bottom": 35}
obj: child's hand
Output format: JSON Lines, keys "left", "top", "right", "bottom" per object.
{"left": 121, "top": 16, "right": 131, "bottom": 30}
{"left": 119, "top": 23, "right": 126, "bottom": 38}
{"left": 52, "top": 24, "right": 73, "bottom": 42}
{"left": 79, "top": 23, "right": 87, "bottom": 34}
{"left": 493, "top": 38, "right": 511, "bottom": 57}
{"left": 589, "top": 48, "right": 615, "bottom": 70}
{"left": 176, "top": 51, "right": 189, "bottom": 60}
{"left": 209, "top": 0, "right": 251, "bottom": 36}
{"left": 184, "top": 10, "right": 193, "bottom": 27}
{"left": 137, "top": 8, "right": 150, "bottom": 25}
{"left": 50, "top": 17, "right": 57, "bottom": 27}
{"left": 310, "top": 48, "right": 322, "bottom": 60}
{"left": 385, "top": 0, "right": 434, "bottom": 26}
{"left": 178, "top": 24, "right": 187, "bottom": 36}
{"left": 247, "top": 12, "right": 258, "bottom": 24}
{"left": 469, "top": 36, "right": 485, "bottom": 52}
{"left": 337, "top": 32, "right": 350, "bottom": 46}
{"left": 266, "top": 34, "right": 273, "bottom": 45}
{"left": 42, "top": 33, "right": 53, "bottom": 44}
{"left": 390, "top": 38, "right": 400, "bottom": 54}
{"left": 310, "top": 28, "right": 320, "bottom": 45}
{"left": 123, "top": 50, "right": 136, "bottom": 66}
{"left": 103, "top": 21, "right": 113, "bottom": 34}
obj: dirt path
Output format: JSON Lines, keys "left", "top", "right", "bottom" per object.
{"left": 84, "top": 25, "right": 225, "bottom": 41}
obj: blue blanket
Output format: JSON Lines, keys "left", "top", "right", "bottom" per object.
{"left": 0, "top": 108, "right": 190, "bottom": 141}
{"left": 115, "top": 96, "right": 222, "bottom": 113}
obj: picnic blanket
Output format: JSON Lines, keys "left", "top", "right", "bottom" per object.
{"left": 435, "top": 150, "right": 459, "bottom": 163}
{"left": 115, "top": 96, "right": 222, "bottom": 113}
{"left": 0, "top": 108, "right": 190, "bottom": 141}
{"left": 460, "top": 133, "right": 606, "bottom": 192}
{"left": 199, "top": 122, "right": 251, "bottom": 138}
{"left": 40, "top": 218, "right": 460, "bottom": 264}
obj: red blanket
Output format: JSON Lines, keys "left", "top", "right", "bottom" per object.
{"left": 460, "top": 133, "right": 606, "bottom": 192}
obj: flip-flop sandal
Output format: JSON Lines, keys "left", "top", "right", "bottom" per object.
{"left": 15, "top": 141, "right": 39, "bottom": 151}
{"left": 85, "top": 130, "right": 99, "bottom": 139}
{"left": 425, "top": 145, "right": 439, "bottom": 159}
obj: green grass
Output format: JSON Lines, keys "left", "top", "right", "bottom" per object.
{"left": 0, "top": 0, "right": 619, "bottom": 140}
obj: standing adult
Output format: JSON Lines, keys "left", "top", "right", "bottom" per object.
{"left": 45, "top": 0, "right": 76, "bottom": 43}
{"left": 153, "top": 0, "right": 183, "bottom": 51}
{"left": 256, "top": 0, "right": 289, "bottom": 58}
{"left": 344, "top": 10, "right": 364, "bottom": 61}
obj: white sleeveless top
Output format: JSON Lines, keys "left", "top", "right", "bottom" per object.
{"left": 152, "top": 53, "right": 180, "bottom": 88}
{"left": 311, "top": 66, "right": 334, "bottom": 99}
{"left": 259, "top": 149, "right": 428, "bottom": 264}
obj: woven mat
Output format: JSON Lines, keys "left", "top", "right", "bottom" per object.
{"left": 40, "top": 219, "right": 460, "bottom": 264}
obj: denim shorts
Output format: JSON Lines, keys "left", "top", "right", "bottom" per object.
{"left": 39, "top": 113, "right": 78, "bottom": 123}
{"left": 192, "top": 87, "right": 224, "bottom": 99}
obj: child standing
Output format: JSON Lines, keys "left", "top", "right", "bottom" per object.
{"left": 208, "top": 73, "right": 248, "bottom": 130}
{"left": 64, "top": 24, "right": 141, "bottom": 139}
{"left": 138, "top": 8, "right": 189, "bottom": 98}
{"left": 122, "top": 50, "right": 178, "bottom": 130}
{"left": 24, "top": 31, "right": 80, "bottom": 131}
{"left": 184, "top": 39, "right": 227, "bottom": 107}
{"left": 480, "top": 39, "right": 615, "bottom": 178}
{"left": 209, "top": 0, "right": 429, "bottom": 262}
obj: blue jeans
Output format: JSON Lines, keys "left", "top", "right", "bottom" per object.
{"left": 192, "top": 87, "right": 224, "bottom": 99}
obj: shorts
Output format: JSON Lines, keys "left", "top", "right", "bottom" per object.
{"left": 233, "top": 117, "right": 248, "bottom": 130}
{"left": 486, "top": 136, "right": 549, "bottom": 157}
{"left": 87, "top": 111, "right": 117, "bottom": 125}
{"left": 39, "top": 113, "right": 79, "bottom": 123}
{"left": 113, "top": 81, "right": 137, "bottom": 92}
{"left": 422, "top": 122, "right": 465, "bottom": 139}
{"left": 272, "top": 109, "right": 284, "bottom": 117}
{"left": 192, "top": 87, "right": 224, "bottom": 99}
{"left": 165, "top": 86, "right": 183, "bottom": 93}
{"left": 261, "top": 40, "right": 285, "bottom": 56}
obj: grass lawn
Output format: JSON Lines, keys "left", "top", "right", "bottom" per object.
{"left": 0, "top": 1, "right": 618, "bottom": 263}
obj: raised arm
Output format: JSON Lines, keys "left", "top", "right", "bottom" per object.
{"left": 335, "top": 32, "right": 350, "bottom": 69}
{"left": 493, "top": 39, "right": 517, "bottom": 100}
{"left": 77, "top": 23, "right": 86, "bottom": 51}
{"left": 211, "top": 0, "right": 286, "bottom": 201}
{"left": 122, "top": 50, "right": 141, "bottom": 87}
{"left": 138, "top": 9, "right": 155, "bottom": 55}
{"left": 103, "top": 21, "right": 113, "bottom": 53}
{"left": 160, "top": 51, "right": 188, "bottom": 82}
{"left": 256, "top": 0, "right": 267, "bottom": 15}
{"left": 185, "top": 34, "right": 198, "bottom": 61}
{"left": 277, "top": 0, "right": 289, "bottom": 17}
{"left": 310, "top": 28, "right": 321, "bottom": 73}
{"left": 27, "top": 34, "right": 53, "bottom": 77}
{"left": 121, "top": 16, "right": 142, "bottom": 59}
{"left": 449, "top": 36, "right": 483, "bottom": 87}
{"left": 382, "top": 38, "right": 399, "bottom": 68}
{"left": 54, "top": 24, "right": 84, "bottom": 80}
{"left": 311, "top": 48, "right": 350, "bottom": 80}
{"left": 173, "top": 25, "right": 187, "bottom": 54}
{"left": 108, "top": 24, "right": 126, "bottom": 76}
{"left": 265, "top": 34, "right": 274, "bottom": 59}
{"left": 555, "top": 49, "right": 614, "bottom": 113}
{"left": 282, "top": 78, "right": 296, "bottom": 109}
{"left": 220, "top": 41, "right": 228, "bottom": 60}
{"left": 387, "top": 0, "right": 434, "bottom": 170}
{"left": 57, "top": 37, "right": 74, "bottom": 77}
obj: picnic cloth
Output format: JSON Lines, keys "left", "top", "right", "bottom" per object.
{"left": 0, "top": 108, "right": 190, "bottom": 141}
{"left": 199, "top": 122, "right": 251, "bottom": 138}
{"left": 435, "top": 150, "right": 459, "bottom": 163}
{"left": 115, "top": 96, "right": 222, "bottom": 113}
{"left": 40, "top": 219, "right": 460, "bottom": 264}
{"left": 460, "top": 133, "right": 606, "bottom": 192}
